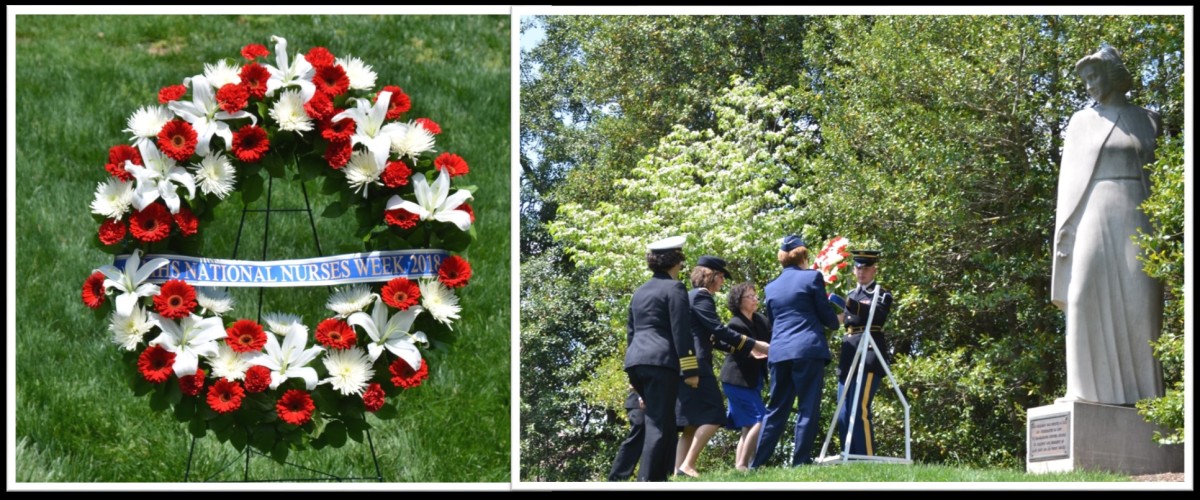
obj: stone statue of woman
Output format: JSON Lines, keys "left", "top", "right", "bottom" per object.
{"left": 1051, "top": 46, "right": 1164, "bottom": 405}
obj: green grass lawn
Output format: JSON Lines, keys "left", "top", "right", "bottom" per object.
{"left": 14, "top": 14, "right": 510, "bottom": 482}
{"left": 673, "top": 462, "right": 1129, "bottom": 483}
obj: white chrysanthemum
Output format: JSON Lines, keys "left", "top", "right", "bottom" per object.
{"left": 326, "top": 284, "right": 374, "bottom": 317}
{"left": 206, "top": 343, "right": 254, "bottom": 380}
{"left": 191, "top": 152, "right": 237, "bottom": 199}
{"left": 195, "top": 287, "right": 234, "bottom": 316}
{"left": 203, "top": 59, "right": 243, "bottom": 89}
{"left": 269, "top": 88, "right": 314, "bottom": 133}
{"left": 125, "top": 105, "right": 173, "bottom": 148}
{"left": 263, "top": 312, "right": 305, "bottom": 337}
{"left": 90, "top": 178, "right": 135, "bottom": 219}
{"left": 109, "top": 306, "right": 154, "bottom": 351}
{"left": 343, "top": 150, "right": 384, "bottom": 197}
{"left": 419, "top": 280, "right": 461, "bottom": 328}
{"left": 321, "top": 346, "right": 375, "bottom": 396}
{"left": 388, "top": 122, "right": 437, "bottom": 162}
{"left": 336, "top": 56, "right": 377, "bottom": 90}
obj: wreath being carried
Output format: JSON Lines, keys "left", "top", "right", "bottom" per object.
{"left": 80, "top": 36, "right": 476, "bottom": 459}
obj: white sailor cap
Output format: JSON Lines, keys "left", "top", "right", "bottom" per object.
{"left": 647, "top": 235, "right": 686, "bottom": 253}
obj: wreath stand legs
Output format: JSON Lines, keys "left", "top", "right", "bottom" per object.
{"left": 182, "top": 176, "right": 385, "bottom": 482}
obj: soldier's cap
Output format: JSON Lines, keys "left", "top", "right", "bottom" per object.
{"left": 696, "top": 255, "right": 732, "bottom": 280}
{"left": 780, "top": 234, "right": 806, "bottom": 252}
{"left": 647, "top": 235, "right": 686, "bottom": 253}
{"left": 851, "top": 249, "right": 881, "bottom": 267}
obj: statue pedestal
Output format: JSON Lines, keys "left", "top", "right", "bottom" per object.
{"left": 1026, "top": 400, "right": 1182, "bottom": 475}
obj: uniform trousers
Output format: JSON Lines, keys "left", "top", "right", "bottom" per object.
{"left": 607, "top": 406, "right": 645, "bottom": 481}
{"left": 751, "top": 358, "right": 825, "bottom": 467}
{"left": 625, "top": 365, "right": 680, "bottom": 481}
{"left": 837, "top": 371, "right": 881, "bottom": 456}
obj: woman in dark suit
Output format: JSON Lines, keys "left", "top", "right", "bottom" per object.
{"left": 751, "top": 235, "right": 842, "bottom": 468}
{"left": 719, "top": 282, "right": 771, "bottom": 470}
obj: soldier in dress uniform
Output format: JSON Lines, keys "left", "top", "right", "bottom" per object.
{"left": 835, "top": 249, "right": 894, "bottom": 457}
{"left": 624, "top": 235, "right": 698, "bottom": 481}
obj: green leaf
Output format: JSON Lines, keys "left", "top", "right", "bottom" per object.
{"left": 324, "top": 420, "right": 347, "bottom": 448}
{"left": 173, "top": 397, "right": 196, "bottom": 422}
{"left": 188, "top": 416, "right": 208, "bottom": 439}
{"left": 166, "top": 380, "right": 183, "bottom": 405}
{"left": 373, "top": 402, "right": 399, "bottom": 420}
{"left": 271, "top": 441, "right": 290, "bottom": 463}
{"left": 263, "top": 154, "right": 286, "bottom": 179}
{"left": 297, "top": 156, "right": 326, "bottom": 181}
{"left": 211, "top": 414, "right": 234, "bottom": 433}
{"left": 149, "top": 387, "right": 170, "bottom": 412}
{"left": 241, "top": 173, "right": 264, "bottom": 206}
{"left": 230, "top": 427, "right": 248, "bottom": 451}
{"left": 322, "top": 175, "right": 347, "bottom": 195}
{"left": 322, "top": 200, "right": 348, "bottom": 219}
{"left": 251, "top": 424, "right": 276, "bottom": 452}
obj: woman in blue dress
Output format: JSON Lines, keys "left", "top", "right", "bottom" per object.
{"left": 719, "top": 281, "right": 771, "bottom": 470}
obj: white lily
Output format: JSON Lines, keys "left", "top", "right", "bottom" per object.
{"left": 264, "top": 35, "right": 316, "bottom": 101}
{"left": 125, "top": 141, "right": 196, "bottom": 214}
{"left": 97, "top": 249, "right": 169, "bottom": 316}
{"left": 347, "top": 298, "right": 426, "bottom": 368}
{"left": 332, "top": 91, "right": 406, "bottom": 166}
{"left": 168, "top": 75, "right": 256, "bottom": 156}
{"left": 248, "top": 323, "right": 324, "bottom": 390}
{"left": 148, "top": 312, "right": 227, "bottom": 377}
{"left": 385, "top": 169, "right": 474, "bottom": 232}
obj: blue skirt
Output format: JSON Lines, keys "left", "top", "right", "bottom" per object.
{"left": 723, "top": 381, "right": 766, "bottom": 429}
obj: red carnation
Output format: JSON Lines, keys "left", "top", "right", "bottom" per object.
{"left": 362, "top": 383, "right": 385, "bottom": 413}
{"left": 380, "top": 277, "right": 421, "bottom": 311}
{"left": 138, "top": 345, "right": 176, "bottom": 384}
{"left": 456, "top": 203, "right": 475, "bottom": 223}
{"left": 157, "top": 119, "right": 198, "bottom": 161}
{"left": 158, "top": 84, "right": 188, "bottom": 104}
{"left": 305, "top": 47, "right": 335, "bottom": 68}
{"left": 414, "top": 117, "right": 441, "bottom": 135}
{"left": 320, "top": 114, "right": 356, "bottom": 142}
{"left": 243, "top": 365, "right": 272, "bottom": 393}
{"left": 381, "top": 160, "right": 411, "bottom": 188}
{"left": 154, "top": 279, "right": 198, "bottom": 319}
{"left": 315, "top": 318, "right": 357, "bottom": 350}
{"left": 129, "top": 203, "right": 172, "bottom": 243}
{"left": 231, "top": 125, "right": 270, "bottom": 163}
{"left": 239, "top": 63, "right": 270, "bottom": 100}
{"left": 105, "top": 144, "right": 142, "bottom": 181}
{"left": 226, "top": 319, "right": 267, "bottom": 353}
{"left": 434, "top": 152, "right": 469, "bottom": 178}
{"left": 313, "top": 64, "right": 350, "bottom": 97}
{"left": 241, "top": 43, "right": 269, "bottom": 60}
{"left": 304, "top": 90, "right": 334, "bottom": 121}
{"left": 178, "top": 367, "right": 206, "bottom": 397}
{"left": 384, "top": 208, "right": 419, "bottom": 229}
{"left": 276, "top": 389, "right": 316, "bottom": 426}
{"left": 216, "top": 83, "right": 250, "bottom": 114}
{"left": 376, "top": 85, "right": 411, "bottom": 120}
{"left": 207, "top": 378, "right": 245, "bottom": 414}
{"left": 324, "top": 138, "right": 352, "bottom": 169}
{"left": 82, "top": 271, "right": 107, "bottom": 309}
{"left": 173, "top": 206, "right": 199, "bottom": 237}
{"left": 389, "top": 358, "right": 429, "bottom": 389}
{"left": 98, "top": 219, "right": 127, "bottom": 245}
{"left": 437, "top": 255, "right": 472, "bottom": 289}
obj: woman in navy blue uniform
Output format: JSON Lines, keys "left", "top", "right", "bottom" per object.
{"left": 836, "top": 250, "right": 893, "bottom": 457}
{"left": 624, "top": 236, "right": 698, "bottom": 481}
{"left": 719, "top": 281, "right": 772, "bottom": 470}
{"left": 674, "top": 256, "right": 767, "bottom": 477}
{"left": 751, "top": 235, "right": 842, "bottom": 468}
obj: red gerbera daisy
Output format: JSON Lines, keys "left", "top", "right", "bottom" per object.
{"left": 313, "top": 64, "right": 350, "bottom": 97}
{"left": 414, "top": 117, "right": 441, "bottom": 135}
{"left": 362, "top": 383, "right": 385, "bottom": 413}
{"left": 324, "top": 138, "right": 352, "bottom": 169}
{"left": 98, "top": 218, "right": 127, "bottom": 245}
{"left": 239, "top": 63, "right": 270, "bottom": 100}
{"left": 179, "top": 367, "right": 206, "bottom": 397}
{"left": 241, "top": 43, "right": 269, "bottom": 60}
{"left": 138, "top": 345, "right": 176, "bottom": 384}
{"left": 158, "top": 84, "right": 188, "bottom": 104}
{"left": 437, "top": 255, "right": 472, "bottom": 289}
{"left": 129, "top": 203, "right": 172, "bottom": 243}
{"left": 231, "top": 125, "right": 270, "bottom": 163}
{"left": 434, "top": 152, "right": 469, "bottom": 178}
{"left": 381, "top": 160, "right": 411, "bottom": 188}
{"left": 320, "top": 114, "right": 356, "bottom": 142}
{"left": 376, "top": 85, "right": 411, "bottom": 120}
{"left": 389, "top": 358, "right": 429, "bottom": 389}
{"left": 216, "top": 83, "right": 250, "bottom": 114}
{"left": 82, "top": 271, "right": 107, "bottom": 309}
{"left": 243, "top": 365, "right": 272, "bottom": 393}
{"left": 304, "top": 90, "right": 334, "bottom": 121}
{"left": 157, "top": 119, "right": 198, "bottom": 162}
{"left": 154, "top": 279, "right": 198, "bottom": 319}
{"left": 226, "top": 319, "right": 267, "bottom": 353}
{"left": 455, "top": 203, "right": 475, "bottom": 223}
{"left": 173, "top": 206, "right": 199, "bottom": 237}
{"left": 207, "top": 378, "right": 245, "bottom": 414}
{"left": 105, "top": 144, "right": 142, "bottom": 181}
{"left": 384, "top": 208, "right": 419, "bottom": 229}
{"left": 315, "top": 318, "right": 357, "bottom": 350}
{"left": 276, "top": 389, "right": 316, "bottom": 426}
{"left": 380, "top": 277, "right": 421, "bottom": 311}
{"left": 305, "top": 47, "right": 335, "bottom": 68}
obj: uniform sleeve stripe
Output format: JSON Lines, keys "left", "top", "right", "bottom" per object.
{"left": 736, "top": 336, "right": 747, "bottom": 351}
